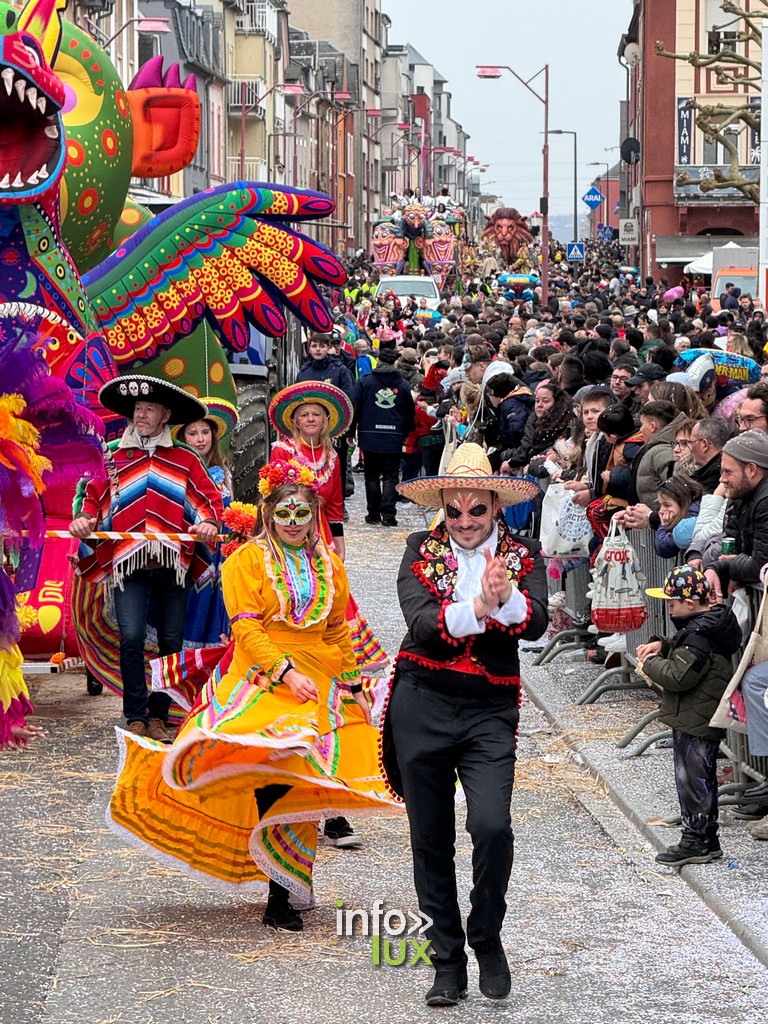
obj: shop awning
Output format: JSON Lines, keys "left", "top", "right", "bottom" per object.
{"left": 654, "top": 235, "right": 758, "bottom": 265}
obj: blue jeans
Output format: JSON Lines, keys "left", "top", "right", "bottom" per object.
{"left": 113, "top": 568, "right": 187, "bottom": 724}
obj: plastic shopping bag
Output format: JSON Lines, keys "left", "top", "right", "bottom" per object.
{"left": 590, "top": 518, "right": 648, "bottom": 633}
{"left": 540, "top": 483, "right": 593, "bottom": 558}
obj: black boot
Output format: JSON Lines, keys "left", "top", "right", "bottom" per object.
{"left": 262, "top": 881, "right": 303, "bottom": 932}
{"left": 425, "top": 966, "right": 469, "bottom": 1007}
{"left": 474, "top": 938, "right": 511, "bottom": 999}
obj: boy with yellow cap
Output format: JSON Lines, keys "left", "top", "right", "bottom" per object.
{"left": 638, "top": 566, "right": 742, "bottom": 866}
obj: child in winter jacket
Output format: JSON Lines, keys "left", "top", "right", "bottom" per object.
{"left": 637, "top": 566, "right": 742, "bottom": 867}
{"left": 654, "top": 475, "right": 702, "bottom": 558}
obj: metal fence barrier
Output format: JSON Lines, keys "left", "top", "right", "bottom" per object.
{"left": 531, "top": 524, "right": 768, "bottom": 792}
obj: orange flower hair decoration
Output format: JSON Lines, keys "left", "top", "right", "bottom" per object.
{"left": 258, "top": 458, "right": 316, "bottom": 498}
{"left": 220, "top": 501, "right": 260, "bottom": 557}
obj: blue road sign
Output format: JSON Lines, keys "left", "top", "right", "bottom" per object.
{"left": 599, "top": 226, "right": 614, "bottom": 243}
{"left": 566, "top": 242, "right": 585, "bottom": 262}
{"left": 582, "top": 187, "right": 605, "bottom": 210}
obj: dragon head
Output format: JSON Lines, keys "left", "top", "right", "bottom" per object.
{"left": 0, "top": 0, "right": 66, "bottom": 204}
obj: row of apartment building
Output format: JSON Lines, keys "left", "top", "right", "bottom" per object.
{"left": 618, "top": 0, "right": 761, "bottom": 280}
{"left": 68, "top": 0, "right": 482, "bottom": 257}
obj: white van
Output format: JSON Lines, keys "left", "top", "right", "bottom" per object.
{"left": 373, "top": 275, "right": 441, "bottom": 310}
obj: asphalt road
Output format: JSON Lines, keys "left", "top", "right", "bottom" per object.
{"left": 2, "top": 490, "right": 767, "bottom": 1023}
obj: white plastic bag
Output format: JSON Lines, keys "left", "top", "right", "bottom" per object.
{"left": 540, "top": 483, "right": 593, "bottom": 557}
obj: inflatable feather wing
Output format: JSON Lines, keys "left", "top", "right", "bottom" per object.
{"left": 83, "top": 183, "right": 346, "bottom": 367}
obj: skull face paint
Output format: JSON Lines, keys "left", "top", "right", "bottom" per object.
{"left": 442, "top": 488, "right": 496, "bottom": 550}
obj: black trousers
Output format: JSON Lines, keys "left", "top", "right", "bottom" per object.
{"left": 362, "top": 450, "right": 401, "bottom": 522}
{"left": 255, "top": 784, "right": 292, "bottom": 901}
{"left": 387, "top": 672, "right": 519, "bottom": 969}
{"left": 672, "top": 730, "right": 720, "bottom": 847}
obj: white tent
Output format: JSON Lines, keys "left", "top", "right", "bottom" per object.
{"left": 683, "top": 240, "right": 742, "bottom": 276}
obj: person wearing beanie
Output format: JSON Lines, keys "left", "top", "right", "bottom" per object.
{"left": 350, "top": 345, "right": 415, "bottom": 527}
{"left": 398, "top": 347, "right": 424, "bottom": 390}
{"left": 697, "top": 430, "right": 768, "bottom": 599}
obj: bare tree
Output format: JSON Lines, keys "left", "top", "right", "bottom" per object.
{"left": 655, "top": 0, "right": 764, "bottom": 203}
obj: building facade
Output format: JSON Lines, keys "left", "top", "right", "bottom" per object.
{"left": 622, "top": 0, "right": 760, "bottom": 278}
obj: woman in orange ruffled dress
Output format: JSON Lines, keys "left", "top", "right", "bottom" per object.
{"left": 267, "top": 382, "right": 389, "bottom": 848}
{"left": 108, "top": 459, "right": 400, "bottom": 931}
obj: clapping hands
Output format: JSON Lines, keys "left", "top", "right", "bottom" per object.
{"left": 474, "top": 549, "right": 513, "bottom": 619}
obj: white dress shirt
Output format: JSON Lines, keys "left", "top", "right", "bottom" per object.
{"left": 443, "top": 525, "right": 529, "bottom": 639}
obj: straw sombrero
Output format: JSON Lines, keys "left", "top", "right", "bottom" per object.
{"left": 269, "top": 382, "right": 353, "bottom": 439}
{"left": 172, "top": 397, "right": 239, "bottom": 442}
{"left": 99, "top": 375, "right": 208, "bottom": 425}
{"left": 397, "top": 443, "right": 539, "bottom": 507}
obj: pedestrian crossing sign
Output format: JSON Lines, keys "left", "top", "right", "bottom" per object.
{"left": 566, "top": 242, "right": 585, "bottom": 262}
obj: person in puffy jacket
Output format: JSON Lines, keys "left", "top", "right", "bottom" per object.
{"left": 654, "top": 475, "right": 702, "bottom": 558}
{"left": 637, "top": 566, "right": 742, "bottom": 867}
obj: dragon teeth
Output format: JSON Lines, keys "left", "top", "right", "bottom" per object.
{"left": 0, "top": 173, "right": 9, "bottom": 188}
{"left": 1, "top": 69, "right": 12, "bottom": 95}
{"left": 37, "top": 96, "right": 46, "bottom": 114}
{"left": 27, "top": 170, "right": 39, "bottom": 185}
{"left": 26, "top": 86, "right": 37, "bottom": 108}
{"left": 14, "top": 77, "right": 25, "bottom": 101}
{"left": 44, "top": 123, "right": 59, "bottom": 139}
{"left": 11, "top": 172, "right": 23, "bottom": 187}
{"left": 38, "top": 164, "right": 48, "bottom": 179}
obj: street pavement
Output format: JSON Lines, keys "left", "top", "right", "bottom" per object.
{"left": 2, "top": 487, "right": 768, "bottom": 1023}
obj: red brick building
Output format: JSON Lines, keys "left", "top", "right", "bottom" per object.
{"left": 621, "top": 0, "right": 759, "bottom": 280}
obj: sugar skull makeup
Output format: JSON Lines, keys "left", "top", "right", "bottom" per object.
{"left": 273, "top": 500, "right": 313, "bottom": 526}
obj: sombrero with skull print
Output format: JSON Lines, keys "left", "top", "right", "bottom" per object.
{"left": 99, "top": 375, "right": 208, "bottom": 425}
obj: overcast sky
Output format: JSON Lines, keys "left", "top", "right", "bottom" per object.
{"left": 382, "top": 0, "right": 633, "bottom": 226}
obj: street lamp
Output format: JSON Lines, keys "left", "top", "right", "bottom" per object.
{"left": 587, "top": 161, "right": 611, "bottom": 237}
{"left": 102, "top": 16, "right": 171, "bottom": 47}
{"left": 549, "top": 130, "right": 578, "bottom": 241}
{"left": 477, "top": 63, "right": 549, "bottom": 304}
{"left": 239, "top": 82, "right": 304, "bottom": 180}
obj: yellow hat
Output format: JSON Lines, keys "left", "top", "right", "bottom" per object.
{"left": 396, "top": 443, "right": 538, "bottom": 508}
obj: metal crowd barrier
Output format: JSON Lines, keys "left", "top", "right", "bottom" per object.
{"left": 576, "top": 528, "right": 676, "bottom": 707}
{"left": 720, "top": 585, "right": 768, "bottom": 796}
{"left": 533, "top": 559, "right": 593, "bottom": 666}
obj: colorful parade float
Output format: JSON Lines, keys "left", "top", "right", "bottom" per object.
{"left": 371, "top": 197, "right": 465, "bottom": 289}
{"left": 0, "top": 0, "right": 345, "bottom": 744}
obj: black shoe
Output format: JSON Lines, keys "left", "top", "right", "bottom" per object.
{"left": 425, "top": 969, "right": 469, "bottom": 1007}
{"left": 364, "top": 515, "right": 382, "bottom": 525}
{"left": 474, "top": 939, "right": 511, "bottom": 999}
{"left": 732, "top": 801, "right": 768, "bottom": 820}
{"left": 382, "top": 519, "right": 398, "bottom": 528}
{"left": 654, "top": 841, "right": 723, "bottom": 867}
{"left": 741, "top": 779, "right": 768, "bottom": 802}
{"left": 262, "top": 897, "right": 303, "bottom": 931}
{"left": 323, "top": 816, "right": 361, "bottom": 848}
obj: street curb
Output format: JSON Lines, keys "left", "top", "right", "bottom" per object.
{"left": 523, "top": 674, "right": 768, "bottom": 973}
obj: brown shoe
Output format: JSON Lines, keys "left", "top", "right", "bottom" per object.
{"left": 147, "top": 718, "right": 173, "bottom": 744}
{"left": 125, "top": 720, "right": 148, "bottom": 737}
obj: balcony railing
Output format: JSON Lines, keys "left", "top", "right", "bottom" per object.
{"left": 227, "top": 78, "right": 268, "bottom": 117}
{"left": 674, "top": 164, "right": 759, "bottom": 203}
{"left": 235, "top": 1, "right": 278, "bottom": 44}
{"left": 227, "top": 157, "right": 268, "bottom": 182}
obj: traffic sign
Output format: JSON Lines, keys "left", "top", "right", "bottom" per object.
{"left": 582, "top": 187, "right": 605, "bottom": 210}
{"left": 566, "top": 242, "right": 585, "bottom": 262}
{"left": 599, "top": 226, "right": 614, "bottom": 244}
